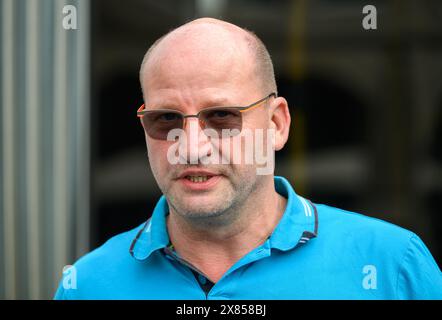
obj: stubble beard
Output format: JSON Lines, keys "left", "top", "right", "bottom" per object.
{"left": 163, "top": 171, "right": 258, "bottom": 229}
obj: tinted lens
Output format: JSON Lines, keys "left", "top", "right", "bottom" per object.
{"left": 141, "top": 110, "right": 184, "bottom": 140}
{"left": 200, "top": 107, "right": 242, "bottom": 137}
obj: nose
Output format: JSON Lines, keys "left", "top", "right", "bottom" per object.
{"left": 178, "top": 117, "right": 212, "bottom": 164}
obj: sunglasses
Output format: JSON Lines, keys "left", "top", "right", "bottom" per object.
{"left": 137, "top": 93, "right": 276, "bottom": 140}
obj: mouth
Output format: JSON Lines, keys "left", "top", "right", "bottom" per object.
{"left": 184, "top": 175, "right": 213, "bottom": 183}
{"left": 177, "top": 172, "right": 222, "bottom": 190}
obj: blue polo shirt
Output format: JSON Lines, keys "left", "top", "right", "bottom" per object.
{"left": 54, "top": 176, "right": 442, "bottom": 299}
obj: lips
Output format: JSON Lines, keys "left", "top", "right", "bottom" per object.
{"left": 177, "top": 169, "right": 218, "bottom": 180}
{"left": 176, "top": 169, "right": 222, "bottom": 190}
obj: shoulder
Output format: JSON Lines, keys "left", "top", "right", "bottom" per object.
{"left": 315, "top": 203, "right": 414, "bottom": 246}
{"left": 77, "top": 222, "right": 145, "bottom": 268}
{"left": 313, "top": 202, "right": 442, "bottom": 298}
{"left": 54, "top": 222, "right": 146, "bottom": 299}
{"left": 312, "top": 202, "right": 418, "bottom": 270}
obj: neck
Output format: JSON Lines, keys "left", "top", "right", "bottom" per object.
{"left": 166, "top": 176, "right": 287, "bottom": 282}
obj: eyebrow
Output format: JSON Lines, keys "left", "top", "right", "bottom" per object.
{"left": 149, "top": 97, "right": 235, "bottom": 110}
{"left": 205, "top": 97, "right": 232, "bottom": 106}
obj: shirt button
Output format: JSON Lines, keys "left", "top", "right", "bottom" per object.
{"left": 198, "top": 274, "right": 207, "bottom": 285}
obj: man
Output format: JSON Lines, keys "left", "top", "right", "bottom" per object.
{"left": 55, "top": 18, "right": 441, "bottom": 299}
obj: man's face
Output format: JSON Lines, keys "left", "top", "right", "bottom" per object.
{"left": 140, "top": 26, "right": 272, "bottom": 224}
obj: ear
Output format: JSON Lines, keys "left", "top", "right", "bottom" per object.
{"left": 268, "top": 96, "right": 291, "bottom": 151}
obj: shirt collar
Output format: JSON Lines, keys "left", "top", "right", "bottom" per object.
{"left": 129, "top": 176, "right": 318, "bottom": 261}
{"left": 129, "top": 196, "right": 170, "bottom": 261}
{"left": 268, "top": 176, "right": 318, "bottom": 251}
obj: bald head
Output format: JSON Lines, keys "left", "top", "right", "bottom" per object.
{"left": 139, "top": 18, "right": 277, "bottom": 102}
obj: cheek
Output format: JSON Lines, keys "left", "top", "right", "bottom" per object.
{"left": 214, "top": 135, "right": 254, "bottom": 168}
{"left": 242, "top": 112, "right": 270, "bottom": 131}
{"left": 146, "top": 140, "right": 172, "bottom": 172}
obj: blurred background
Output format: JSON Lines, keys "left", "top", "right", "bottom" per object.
{"left": 0, "top": 0, "right": 441, "bottom": 299}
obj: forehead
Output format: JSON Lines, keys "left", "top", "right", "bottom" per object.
{"left": 142, "top": 23, "right": 259, "bottom": 104}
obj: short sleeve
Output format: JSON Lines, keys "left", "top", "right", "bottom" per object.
{"left": 396, "top": 234, "right": 442, "bottom": 299}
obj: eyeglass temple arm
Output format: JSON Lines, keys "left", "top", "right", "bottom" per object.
{"left": 137, "top": 92, "right": 276, "bottom": 116}
{"left": 239, "top": 92, "right": 277, "bottom": 113}
{"left": 137, "top": 104, "right": 145, "bottom": 117}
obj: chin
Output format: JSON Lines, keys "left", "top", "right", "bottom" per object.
{"left": 183, "top": 199, "right": 227, "bottom": 215}
{"left": 175, "top": 196, "right": 233, "bottom": 218}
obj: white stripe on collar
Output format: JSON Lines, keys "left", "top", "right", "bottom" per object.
{"left": 298, "top": 196, "right": 312, "bottom": 217}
